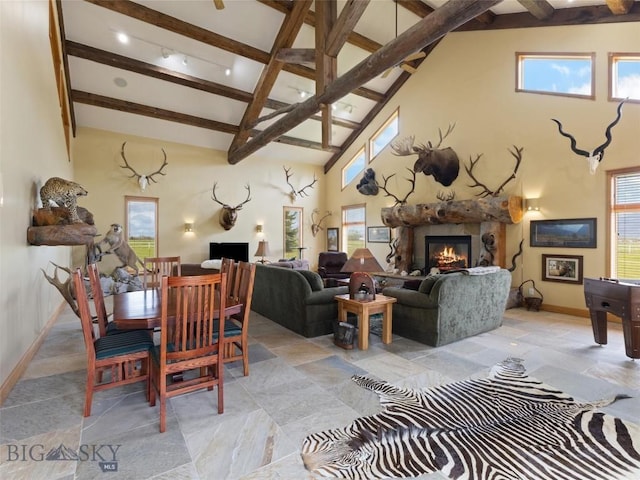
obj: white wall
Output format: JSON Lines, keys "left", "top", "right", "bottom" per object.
{"left": 325, "top": 22, "right": 640, "bottom": 313}
{"left": 0, "top": 0, "right": 73, "bottom": 387}
{"left": 72, "top": 128, "right": 326, "bottom": 271}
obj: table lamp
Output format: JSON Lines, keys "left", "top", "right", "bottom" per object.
{"left": 340, "top": 248, "right": 384, "bottom": 300}
{"left": 254, "top": 240, "right": 270, "bottom": 264}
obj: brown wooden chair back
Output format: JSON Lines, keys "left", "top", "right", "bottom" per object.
{"left": 150, "top": 272, "right": 227, "bottom": 432}
{"left": 87, "top": 262, "right": 109, "bottom": 337}
{"left": 72, "top": 268, "right": 152, "bottom": 417}
{"left": 220, "top": 257, "right": 237, "bottom": 298}
{"left": 222, "top": 261, "right": 256, "bottom": 376}
{"left": 143, "top": 256, "right": 181, "bottom": 289}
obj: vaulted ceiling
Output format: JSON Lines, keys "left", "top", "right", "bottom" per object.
{"left": 58, "top": 0, "right": 639, "bottom": 172}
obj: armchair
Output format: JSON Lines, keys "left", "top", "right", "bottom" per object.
{"left": 317, "top": 252, "right": 349, "bottom": 286}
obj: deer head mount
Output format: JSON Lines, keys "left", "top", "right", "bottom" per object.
{"left": 212, "top": 183, "right": 251, "bottom": 230}
{"left": 311, "top": 209, "right": 332, "bottom": 237}
{"left": 120, "top": 142, "right": 168, "bottom": 191}
{"left": 284, "top": 166, "right": 318, "bottom": 202}
{"left": 551, "top": 99, "right": 626, "bottom": 174}
{"left": 391, "top": 123, "right": 459, "bottom": 187}
{"left": 465, "top": 145, "right": 524, "bottom": 198}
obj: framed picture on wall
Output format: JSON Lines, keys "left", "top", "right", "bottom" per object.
{"left": 327, "top": 228, "right": 339, "bottom": 251}
{"left": 367, "top": 226, "right": 391, "bottom": 243}
{"left": 541, "top": 254, "right": 584, "bottom": 284}
{"left": 530, "top": 218, "right": 596, "bottom": 248}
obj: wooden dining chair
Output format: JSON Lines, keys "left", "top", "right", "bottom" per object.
{"left": 72, "top": 268, "right": 154, "bottom": 417}
{"left": 143, "top": 256, "right": 181, "bottom": 289}
{"left": 149, "top": 273, "right": 227, "bottom": 433}
{"left": 87, "top": 262, "right": 123, "bottom": 336}
{"left": 221, "top": 261, "right": 256, "bottom": 376}
{"left": 220, "top": 257, "right": 237, "bottom": 297}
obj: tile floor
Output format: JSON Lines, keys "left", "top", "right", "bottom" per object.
{"left": 1, "top": 303, "right": 638, "bottom": 480}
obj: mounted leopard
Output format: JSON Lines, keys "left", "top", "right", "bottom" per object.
{"left": 40, "top": 177, "right": 88, "bottom": 224}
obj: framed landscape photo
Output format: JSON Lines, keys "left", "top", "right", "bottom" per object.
{"left": 327, "top": 228, "right": 339, "bottom": 252}
{"left": 542, "top": 254, "right": 584, "bottom": 284}
{"left": 530, "top": 218, "right": 596, "bottom": 248}
{"left": 367, "top": 226, "right": 391, "bottom": 243}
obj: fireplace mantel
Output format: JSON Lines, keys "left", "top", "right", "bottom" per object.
{"left": 380, "top": 195, "right": 523, "bottom": 272}
{"left": 381, "top": 195, "right": 523, "bottom": 227}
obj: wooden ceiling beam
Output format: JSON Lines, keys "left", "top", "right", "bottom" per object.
{"left": 517, "top": 0, "right": 554, "bottom": 20}
{"left": 395, "top": 0, "right": 495, "bottom": 28}
{"left": 86, "top": 0, "right": 382, "bottom": 103}
{"left": 72, "top": 90, "right": 238, "bottom": 134}
{"left": 325, "top": 0, "right": 370, "bottom": 57}
{"left": 315, "top": 0, "right": 337, "bottom": 149}
{"left": 229, "top": 0, "right": 312, "bottom": 153}
{"left": 606, "top": 0, "right": 634, "bottom": 14}
{"left": 250, "top": 130, "right": 340, "bottom": 153}
{"left": 275, "top": 48, "right": 316, "bottom": 65}
{"left": 229, "top": 0, "right": 502, "bottom": 165}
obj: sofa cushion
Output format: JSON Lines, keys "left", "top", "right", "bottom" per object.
{"left": 298, "top": 269, "right": 324, "bottom": 291}
{"left": 419, "top": 275, "right": 440, "bottom": 294}
{"left": 402, "top": 279, "right": 422, "bottom": 291}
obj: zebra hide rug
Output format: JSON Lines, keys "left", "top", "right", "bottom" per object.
{"left": 301, "top": 358, "right": 640, "bottom": 480}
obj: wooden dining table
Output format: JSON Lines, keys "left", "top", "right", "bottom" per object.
{"left": 112, "top": 288, "right": 243, "bottom": 330}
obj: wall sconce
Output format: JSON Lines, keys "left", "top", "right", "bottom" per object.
{"left": 184, "top": 222, "right": 194, "bottom": 233}
{"left": 256, "top": 224, "right": 263, "bottom": 233}
{"left": 524, "top": 198, "right": 540, "bottom": 212}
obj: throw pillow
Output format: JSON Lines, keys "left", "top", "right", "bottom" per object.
{"left": 298, "top": 270, "right": 324, "bottom": 291}
{"left": 402, "top": 279, "right": 422, "bottom": 291}
{"left": 418, "top": 276, "right": 439, "bottom": 295}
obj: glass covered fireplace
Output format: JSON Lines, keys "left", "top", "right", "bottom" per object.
{"left": 425, "top": 235, "right": 471, "bottom": 271}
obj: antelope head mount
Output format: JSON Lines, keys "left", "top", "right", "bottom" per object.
{"left": 212, "top": 183, "right": 251, "bottom": 230}
{"left": 120, "top": 142, "right": 168, "bottom": 191}
{"left": 311, "top": 209, "right": 332, "bottom": 237}
{"left": 284, "top": 166, "right": 318, "bottom": 202}
{"left": 551, "top": 99, "right": 626, "bottom": 174}
{"left": 391, "top": 123, "right": 459, "bottom": 187}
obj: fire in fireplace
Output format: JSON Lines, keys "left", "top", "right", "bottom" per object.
{"left": 425, "top": 235, "right": 471, "bottom": 271}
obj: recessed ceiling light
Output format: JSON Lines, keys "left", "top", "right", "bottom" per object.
{"left": 116, "top": 32, "right": 129, "bottom": 44}
{"left": 225, "top": 68, "right": 231, "bottom": 76}
{"left": 114, "top": 77, "right": 127, "bottom": 88}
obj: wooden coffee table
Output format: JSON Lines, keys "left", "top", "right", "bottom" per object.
{"left": 334, "top": 294, "right": 397, "bottom": 350}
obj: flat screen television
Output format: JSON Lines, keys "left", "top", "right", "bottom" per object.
{"left": 209, "top": 242, "right": 249, "bottom": 262}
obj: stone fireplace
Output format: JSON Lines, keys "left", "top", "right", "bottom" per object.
{"left": 425, "top": 235, "right": 472, "bottom": 271}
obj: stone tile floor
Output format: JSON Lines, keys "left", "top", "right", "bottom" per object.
{"left": 1, "top": 304, "right": 638, "bottom": 479}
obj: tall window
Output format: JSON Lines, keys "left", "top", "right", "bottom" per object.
{"left": 516, "top": 52, "right": 595, "bottom": 99}
{"left": 342, "top": 204, "right": 366, "bottom": 257}
{"left": 609, "top": 53, "right": 640, "bottom": 102}
{"left": 608, "top": 168, "right": 640, "bottom": 279}
{"left": 342, "top": 146, "right": 366, "bottom": 189}
{"left": 370, "top": 109, "right": 399, "bottom": 161}
{"left": 125, "top": 196, "right": 158, "bottom": 263}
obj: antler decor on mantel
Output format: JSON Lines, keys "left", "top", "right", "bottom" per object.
{"left": 465, "top": 146, "right": 523, "bottom": 198}
{"left": 284, "top": 166, "right": 318, "bottom": 202}
{"left": 120, "top": 142, "right": 168, "bottom": 191}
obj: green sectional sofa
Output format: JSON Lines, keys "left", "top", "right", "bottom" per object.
{"left": 251, "top": 264, "right": 348, "bottom": 337}
{"left": 382, "top": 268, "right": 511, "bottom": 347}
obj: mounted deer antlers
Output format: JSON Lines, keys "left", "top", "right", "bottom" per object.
{"left": 376, "top": 168, "right": 417, "bottom": 206}
{"left": 212, "top": 183, "right": 251, "bottom": 230}
{"left": 120, "top": 142, "right": 168, "bottom": 191}
{"left": 551, "top": 99, "right": 626, "bottom": 174}
{"left": 391, "top": 124, "right": 459, "bottom": 186}
{"left": 42, "top": 262, "right": 79, "bottom": 318}
{"left": 311, "top": 209, "right": 332, "bottom": 237}
{"left": 465, "top": 146, "right": 523, "bottom": 198}
{"left": 284, "top": 166, "right": 318, "bottom": 202}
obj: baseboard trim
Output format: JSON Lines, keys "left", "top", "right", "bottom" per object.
{"left": 0, "top": 301, "right": 65, "bottom": 406}
{"left": 539, "top": 304, "right": 622, "bottom": 324}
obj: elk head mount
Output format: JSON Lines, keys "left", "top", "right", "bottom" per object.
{"left": 284, "top": 166, "right": 318, "bottom": 202}
{"left": 311, "top": 209, "right": 332, "bottom": 237}
{"left": 211, "top": 183, "right": 251, "bottom": 230}
{"left": 551, "top": 99, "right": 626, "bottom": 174}
{"left": 391, "top": 123, "right": 459, "bottom": 187}
{"left": 120, "top": 142, "right": 168, "bottom": 191}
